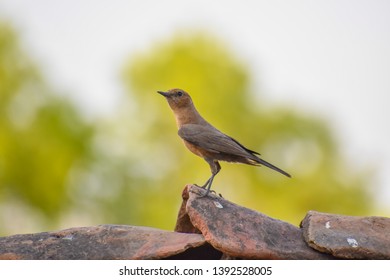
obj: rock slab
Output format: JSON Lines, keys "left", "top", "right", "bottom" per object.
{"left": 176, "top": 185, "right": 332, "bottom": 259}
{"left": 301, "top": 211, "right": 390, "bottom": 259}
{"left": 0, "top": 224, "right": 206, "bottom": 260}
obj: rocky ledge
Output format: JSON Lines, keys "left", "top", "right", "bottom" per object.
{"left": 0, "top": 185, "right": 389, "bottom": 259}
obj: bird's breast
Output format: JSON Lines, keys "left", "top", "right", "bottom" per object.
{"left": 182, "top": 140, "right": 204, "bottom": 157}
{"left": 181, "top": 139, "right": 219, "bottom": 160}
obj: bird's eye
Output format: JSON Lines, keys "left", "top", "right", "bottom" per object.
{"left": 177, "top": 91, "right": 183, "bottom": 97}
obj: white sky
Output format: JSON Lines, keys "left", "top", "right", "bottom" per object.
{"left": 1, "top": 0, "right": 389, "bottom": 210}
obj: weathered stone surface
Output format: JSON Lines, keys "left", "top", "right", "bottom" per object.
{"left": 175, "top": 186, "right": 201, "bottom": 234}
{"left": 0, "top": 224, "right": 207, "bottom": 260}
{"left": 301, "top": 211, "right": 390, "bottom": 259}
{"left": 4, "top": 184, "right": 387, "bottom": 260}
{"left": 181, "top": 185, "right": 332, "bottom": 259}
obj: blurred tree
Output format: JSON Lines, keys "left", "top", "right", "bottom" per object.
{"left": 117, "top": 31, "right": 375, "bottom": 227}
{"left": 0, "top": 22, "right": 93, "bottom": 233}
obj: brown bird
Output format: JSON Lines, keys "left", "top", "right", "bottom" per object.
{"left": 157, "top": 88, "right": 291, "bottom": 196}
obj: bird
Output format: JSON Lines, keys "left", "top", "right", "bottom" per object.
{"left": 157, "top": 88, "right": 291, "bottom": 197}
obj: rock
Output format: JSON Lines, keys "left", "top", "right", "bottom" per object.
{"left": 4, "top": 184, "right": 387, "bottom": 260}
{"left": 175, "top": 186, "right": 201, "bottom": 234}
{"left": 177, "top": 185, "right": 331, "bottom": 259}
{"left": 0, "top": 224, "right": 209, "bottom": 260}
{"left": 301, "top": 211, "right": 390, "bottom": 259}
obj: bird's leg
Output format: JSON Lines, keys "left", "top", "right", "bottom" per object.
{"left": 193, "top": 177, "right": 210, "bottom": 191}
{"left": 199, "top": 174, "right": 216, "bottom": 197}
{"left": 199, "top": 177, "right": 211, "bottom": 189}
{"left": 198, "top": 160, "right": 221, "bottom": 197}
{"left": 194, "top": 176, "right": 216, "bottom": 195}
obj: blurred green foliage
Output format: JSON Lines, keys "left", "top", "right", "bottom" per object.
{"left": 0, "top": 22, "right": 376, "bottom": 235}
{"left": 0, "top": 23, "right": 93, "bottom": 232}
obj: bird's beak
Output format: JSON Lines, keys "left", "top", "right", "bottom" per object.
{"left": 157, "top": 90, "right": 169, "bottom": 97}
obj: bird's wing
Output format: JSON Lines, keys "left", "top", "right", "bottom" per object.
{"left": 178, "top": 124, "right": 258, "bottom": 159}
{"left": 178, "top": 124, "right": 291, "bottom": 177}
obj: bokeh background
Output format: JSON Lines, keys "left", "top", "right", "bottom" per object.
{"left": 0, "top": 0, "right": 389, "bottom": 235}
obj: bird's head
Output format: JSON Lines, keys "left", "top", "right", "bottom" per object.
{"left": 157, "top": 88, "right": 193, "bottom": 111}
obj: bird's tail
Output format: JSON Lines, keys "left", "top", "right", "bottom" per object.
{"left": 252, "top": 156, "right": 291, "bottom": 178}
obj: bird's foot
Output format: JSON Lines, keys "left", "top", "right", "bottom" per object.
{"left": 193, "top": 184, "right": 213, "bottom": 196}
{"left": 192, "top": 184, "right": 223, "bottom": 199}
{"left": 198, "top": 188, "right": 210, "bottom": 198}
{"left": 193, "top": 177, "right": 211, "bottom": 189}
{"left": 193, "top": 183, "right": 205, "bottom": 189}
